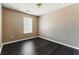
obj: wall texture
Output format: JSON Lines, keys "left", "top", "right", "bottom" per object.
{"left": 0, "top": 4, "right": 2, "bottom": 45}
{"left": 39, "top": 4, "right": 79, "bottom": 48}
{"left": 2, "top": 7, "right": 39, "bottom": 43}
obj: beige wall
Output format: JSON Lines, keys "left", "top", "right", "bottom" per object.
{"left": 2, "top": 7, "right": 39, "bottom": 43}
{"left": 0, "top": 4, "right": 2, "bottom": 45}
{"left": 39, "top": 4, "right": 79, "bottom": 48}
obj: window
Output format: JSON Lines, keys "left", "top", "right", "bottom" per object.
{"left": 23, "top": 17, "right": 32, "bottom": 33}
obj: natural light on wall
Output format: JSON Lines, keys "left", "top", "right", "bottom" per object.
{"left": 23, "top": 17, "right": 32, "bottom": 34}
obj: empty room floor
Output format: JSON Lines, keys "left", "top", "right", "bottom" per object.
{"left": 1, "top": 37, "right": 79, "bottom": 55}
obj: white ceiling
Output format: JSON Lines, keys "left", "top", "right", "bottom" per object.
{"left": 2, "top": 3, "right": 73, "bottom": 16}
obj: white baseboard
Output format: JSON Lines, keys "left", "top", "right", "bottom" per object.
{"left": 39, "top": 36, "right": 79, "bottom": 50}
{"left": 0, "top": 44, "right": 3, "bottom": 54}
{"left": 3, "top": 36, "right": 38, "bottom": 45}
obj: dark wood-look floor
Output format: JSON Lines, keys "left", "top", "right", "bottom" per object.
{"left": 1, "top": 37, "right": 79, "bottom": 55}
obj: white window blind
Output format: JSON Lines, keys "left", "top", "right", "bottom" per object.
{"left": 23, "top": 17, "right": 32, "bottom": 33}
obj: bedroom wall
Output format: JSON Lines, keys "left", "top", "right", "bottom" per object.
{"left": 2, "top": 7, "right": 39, "bottom": 43}
{"left": 0, "top": 3, "right": 2, "bottom": 45}
{"left": 39, "top": 4, "right": 79, "bottom": 48}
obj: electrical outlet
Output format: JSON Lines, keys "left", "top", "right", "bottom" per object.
{"left": 10, "top": 36, "right": 14, "bottom": 38}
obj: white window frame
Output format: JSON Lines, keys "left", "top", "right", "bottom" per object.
{"left": 23, "top": 17, "right": 33, "bottom": 34}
